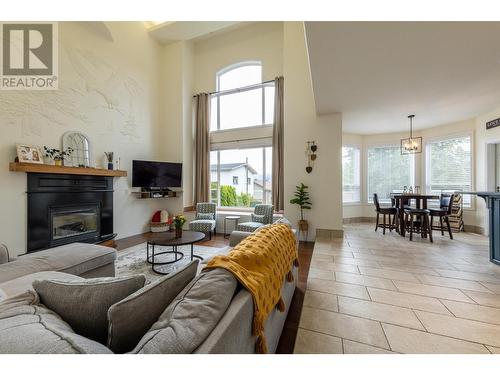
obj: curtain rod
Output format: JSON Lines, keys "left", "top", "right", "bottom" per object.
{"left": 193, "top": 79, "right": 276, "bottom": 98}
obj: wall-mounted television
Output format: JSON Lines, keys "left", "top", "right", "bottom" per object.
{"left": 132, "top": 160, "right": 182, "bottom": 189}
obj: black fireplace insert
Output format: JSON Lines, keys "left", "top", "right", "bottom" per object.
{"left": 27, "top": 173, "right": 115, "bottom": 252}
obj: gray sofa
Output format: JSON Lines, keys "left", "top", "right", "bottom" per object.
{"left": 0, "top": 231, "right": 297, "bottom": 354}
{"left": 0, "top": 242, "right": 116, "bottom": 298}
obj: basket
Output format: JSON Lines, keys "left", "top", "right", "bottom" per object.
{"left": 150, "top": 221, "right": 170, "bottom": 233}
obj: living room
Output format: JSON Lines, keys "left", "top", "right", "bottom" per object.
{"left": 2, "top": 0, "right": 500, "bottom": 373}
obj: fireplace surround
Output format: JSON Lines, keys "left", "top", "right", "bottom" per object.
{"left": 27, "top": 173, "right": 115, "bottom": 252}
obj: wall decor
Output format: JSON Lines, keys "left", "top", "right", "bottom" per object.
{"left": 16, "top": 144, "right": 44, "bottom": 164}
{"left": 486, "top": 118, "right": 500, "bottom": 130}
{"left": 62, "top": 131, "right": 91, "bottom": 168}
{"left": 305, "top": 141, "right": 318, "bottom": 173}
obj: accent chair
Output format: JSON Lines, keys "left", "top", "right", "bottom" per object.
{"left": 236, "top": 204, "right": 274, "bottom": 232}
{"left": 188, "top": 203, "right": 217, "bottom": 239}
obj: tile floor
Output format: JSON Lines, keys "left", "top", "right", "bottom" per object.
{"left": 294, "top": 223, "right": 500, "bottom": 354}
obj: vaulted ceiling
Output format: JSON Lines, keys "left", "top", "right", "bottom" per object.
{"left": 305, "top": 22, "right": 500, "bottom": 134}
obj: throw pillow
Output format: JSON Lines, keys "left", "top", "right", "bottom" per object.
{"left": 131, "top": 268, "right": 237, "bottom": 354}
{"left": 253, "top": 214, "right": 266, "bottom": 223}
{"left": 107, "top": 260, "right": 198, "bottom": 353}
{"left": 0, "top": 291, "right": 113, "bottom": 354}
{"left": 197, "top": 213, "right": 214, "bottom": 220}
{"left": 33, "top": 275, "right": 145, "bottom": 344}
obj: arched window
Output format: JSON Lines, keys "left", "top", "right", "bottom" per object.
{"left": 209, "top": 61, "right": 274, "bottom": 208}
{"left": 216, "top": 61, "right": 262, "bottom": 91}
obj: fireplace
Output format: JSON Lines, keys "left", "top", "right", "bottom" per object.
{"left": 27, "top": 173, "right": 115, "bottom": 252}
{"left": 51, "top": 205, "right": 99, "bottom": 242}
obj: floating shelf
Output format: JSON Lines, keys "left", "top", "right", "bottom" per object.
{"left": 132, "top": 190, "right": 180, "bottom": 199}
{"left": 9, "top": 162, "right": 127, "bottom": 177}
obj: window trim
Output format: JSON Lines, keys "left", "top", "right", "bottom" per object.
{"left": 423, "top": 131, "right": 474, "bottom": 210}
{"left": 342, "top": 144, "right": 362, "bottom": 204}
{"left": 366, "top": 142, "right": 416, "bottom": 204}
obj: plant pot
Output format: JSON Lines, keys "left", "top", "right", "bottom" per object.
{"left": 107, "top": 162, "right": 114, "bottom": 170}
{"left": 175, "top": 227, "right": 183, "bottom": 238}
{"left": 298, "top": 220, "right": 309, "bottom": 231}
{"left": 54, "top": 159, "right": 63, "bottom": 167}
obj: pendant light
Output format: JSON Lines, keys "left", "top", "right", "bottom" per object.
{"left": 401, "top": 114, "right": 422, "bottom": 154}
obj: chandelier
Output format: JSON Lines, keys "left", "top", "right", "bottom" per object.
{"left": 401, "top": 114, "right": 422, "bottom": 154}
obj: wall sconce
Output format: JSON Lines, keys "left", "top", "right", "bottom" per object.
{"left": 305, "top": 141, "right": 318, "bottom": 173}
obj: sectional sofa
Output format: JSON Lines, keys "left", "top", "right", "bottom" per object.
{"left": 0, "top": 229, "right": 297, "bottom": 354}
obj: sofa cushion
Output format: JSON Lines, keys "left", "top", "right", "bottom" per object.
{"left": 131, "top": 268, "right": 237, "bottom": 354}
{"left": 33, "top": 275, "right": 145, "bottom": 344}
{"left": 0, "top": 271, "right": 84, "bottom": 299}
{"left": 0, "top": 291, "right": 112, "bottom": 354}
{"left": 0, "top": 288, "right": 5, "bottom": 302}
{"left": 107, "top": 260, "right": 198, "bottom": 353}
{"left": 0, "top": 243, "right": 117, "bottom": 284}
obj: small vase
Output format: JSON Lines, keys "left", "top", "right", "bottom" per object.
{"left": 54, "top": 159, "right": 63, "bottom": 167}
{"left": 107, "top": 162, "right": 113, "bottom": 170}
{"left": 175, "top": 227, "right": 182, "bottom": 238}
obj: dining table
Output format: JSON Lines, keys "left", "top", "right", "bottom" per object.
{"left": 391, "top": 193, "right": 440, "bottom": 237}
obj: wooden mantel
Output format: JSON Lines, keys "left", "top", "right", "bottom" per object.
{"left": 9, "top": 162, "right": 127, "bottom": 177}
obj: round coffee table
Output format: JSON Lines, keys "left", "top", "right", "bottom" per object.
{"left": 145, "top": 231, "right": 206, "bottom": 275}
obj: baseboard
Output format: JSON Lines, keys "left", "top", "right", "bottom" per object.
{"left": 464, "top": 225, "right": 485, "bottom": 235}
{"left": 343, "top": 217, "right": 376, "bottom": 224}
{"left": 316, "top": 228, "right": 344, "bottom": 239}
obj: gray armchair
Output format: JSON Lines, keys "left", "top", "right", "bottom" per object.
{"left": 236, "top": 204, "right": 274, "bottom": 232}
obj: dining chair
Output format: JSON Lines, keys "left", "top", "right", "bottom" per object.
{"left": 429, "top": 193, "right": 454, "bottom": 240}
{"left": 404, "top": 206, "right": 433, "bottom": 242}
{"left": 373, "top": 193, "right": 397, "bottom": 235}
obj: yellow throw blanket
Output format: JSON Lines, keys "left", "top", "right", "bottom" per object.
{"left": 203, "top": 223, "right": 299, "bottom": 353}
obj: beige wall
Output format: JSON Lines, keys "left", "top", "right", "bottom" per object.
{"left": 193, "top": 22, "right": 284, "bottom": 93}
{"left": 0, "top": 22, "right": 177, "bottom": 256}
{"left": 283, "top": 22, "right": 343, "bottom": 239}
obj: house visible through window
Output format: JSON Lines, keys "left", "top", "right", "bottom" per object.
{"left": 342, "top": 146, "right": 361, "bottom": 203}
{"left": 426, "top": 135, "right": 472, "bottom": 207}
{"left": 367, "top": 144, "right": 414, "bottom": 203}
{"left": 209, "top": 62, "right": 273, "bottom": 208}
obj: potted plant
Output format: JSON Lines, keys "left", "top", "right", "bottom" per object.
{"left": 173, "top": 214, "right": 186, "bottom": 238}
{"left": 290, "top": 183, "right": 312, "bottom": 232}
{"left": 44, "top": 146, "right": 73, "bottom": 166}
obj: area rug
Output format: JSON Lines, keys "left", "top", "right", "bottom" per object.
{"left": 116, "top": 242, "right": 230, "bottom": 283}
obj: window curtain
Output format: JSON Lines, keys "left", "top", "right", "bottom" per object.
{"left": 272, "top": 76, "right": 284, "bottom": 212}
{"left": 194, "top": 93, "right": 211, "bottom": 205}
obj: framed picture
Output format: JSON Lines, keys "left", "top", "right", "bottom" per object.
{"left": 16, "top": 144, "right": 44, "bottom": 164}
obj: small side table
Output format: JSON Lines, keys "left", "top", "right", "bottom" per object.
{"left": 224, "top": 215, "right": 240, "bottom": 239}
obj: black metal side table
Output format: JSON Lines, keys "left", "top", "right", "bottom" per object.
{"left": 223, "top": 215, "right": 240, "bottom": 239}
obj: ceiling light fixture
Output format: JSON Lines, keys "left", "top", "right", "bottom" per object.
{"left": 401, "top": 114, "right": 422, "bottom": 154}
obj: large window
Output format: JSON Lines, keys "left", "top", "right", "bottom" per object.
{"left": 210, "top": 62, "right": 275, "bottom": 131}
{"left": 368, "top": 145, "right": 414, "bottom": 203}
{"left": 342, "top": 146, "right": 361, "bottom": 203}
{"left": 426, "top": 135, "right": 472, "bottom": 207}
{"left": 209, "top": 62, "right": 273, "bottom": 208}
{"left": 210, "top": 147, "right": 272, "bottom": 207}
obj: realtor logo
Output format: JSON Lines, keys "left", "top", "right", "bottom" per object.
{"left": 1, "top": 22, "right": 58, "bottom": 90}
